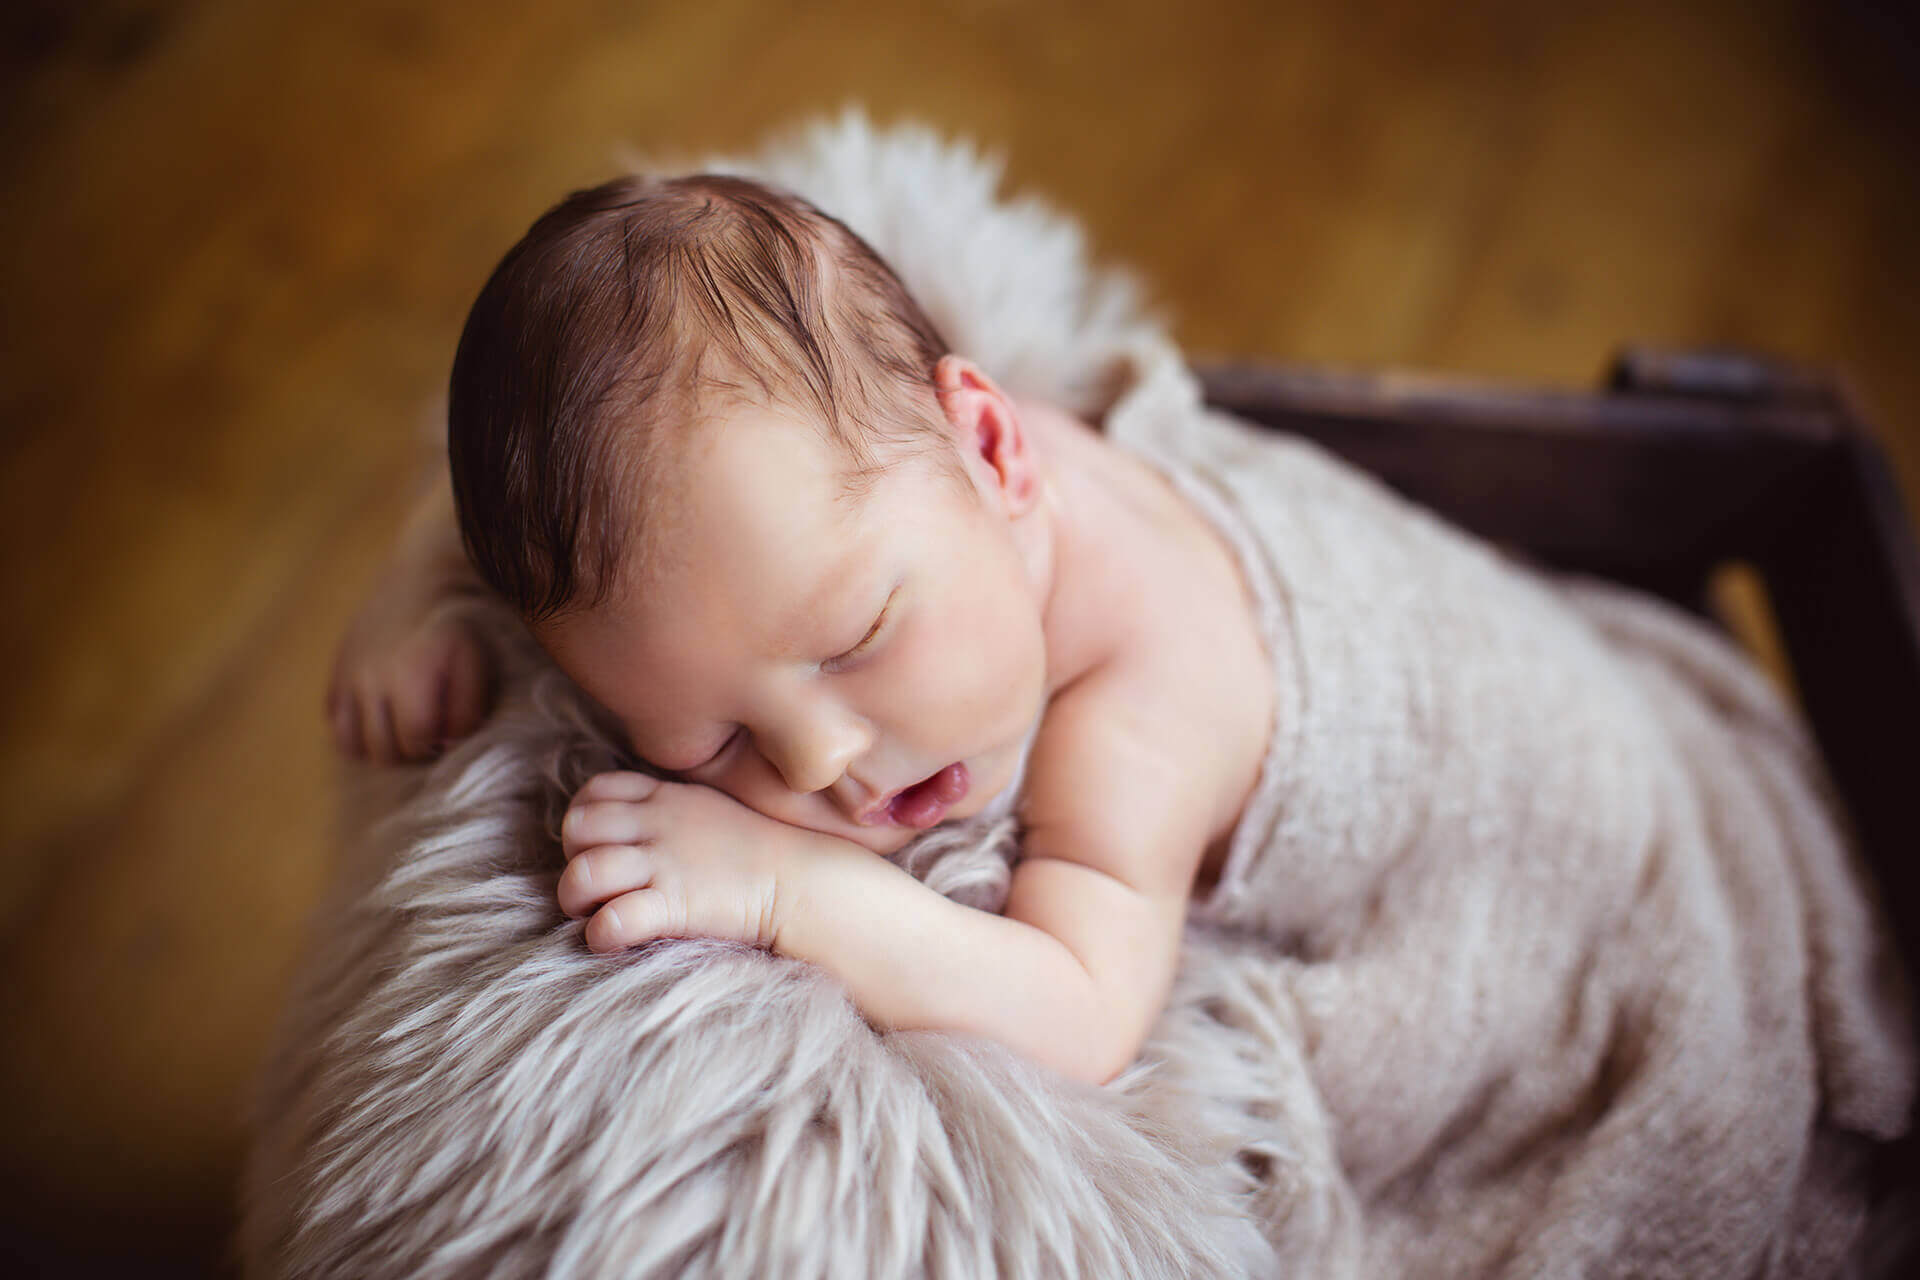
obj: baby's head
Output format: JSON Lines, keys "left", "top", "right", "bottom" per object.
{"left": 448, "top": 173, "right": 1053, "bottom": 853}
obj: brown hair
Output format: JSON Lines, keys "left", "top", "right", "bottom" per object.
{"left": 447, "top": 172, "right": 953, "bottom": 621}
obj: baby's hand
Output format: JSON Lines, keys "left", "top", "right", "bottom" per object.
{"left": 558, "top": 771, "right": 819, "bottom": 954}
{"left": 328, "top": 575, "right": 495, "bottom": 764}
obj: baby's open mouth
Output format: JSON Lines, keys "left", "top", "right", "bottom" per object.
{"left": 884, "top": 763, "right": 970, "bottom": 829}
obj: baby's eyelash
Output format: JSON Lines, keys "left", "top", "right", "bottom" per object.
{"left": 826, "top": 592, "right": 894, "bottom": 669}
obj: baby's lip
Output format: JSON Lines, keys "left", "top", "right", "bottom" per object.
{"left": 857, "top": 780, "right": 911, "bottom": 827}
{"left": 856, "top": 764, "right": 967, "bottom": 827}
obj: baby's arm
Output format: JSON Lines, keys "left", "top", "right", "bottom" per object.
{"left": 562, "top": 669, "right": 1213, "bottom": 1085}
{"left": 784, "top": 851, "right": 1189, "bottom": 1082}
{"left": 328, "top": 467, "right": 497, "bottom": 762}
{"left": 785, "top": 673, "right": 1204, "bottom": 1083}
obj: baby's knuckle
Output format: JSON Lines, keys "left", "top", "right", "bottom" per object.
{"left": 664, "top": 782, "right": 722, "bottom": 819}
{"left": 581, "top": 771, "right": 658, "bottom": 804}
{"left": 658, "top": 888, "right": 690, "bottom": 937}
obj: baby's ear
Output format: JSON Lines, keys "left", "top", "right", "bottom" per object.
{"left": 933, "top": 355, "right": 1040, "bottom": 515}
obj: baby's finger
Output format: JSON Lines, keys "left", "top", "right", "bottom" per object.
{"left": 585, "top": 885, "right": 685, "bottom": 954}
{"left": 365, "top": 695, "right": 399, "bottom": 766}
{"left": 345, "top": 688, "right": 375, "bottom": 762}
{"left": 328, "top": 687, "right": 359, "bottom": 758}
{"left": 390, "top": 668, "right": 444, "bottom": 761}
{"left": 557, "top": 844, "right": 652, "bottom": 918}
{"left": 574, "top": 771, "right": 662, "bottom": 804}
{"left": 561, "top": 798, "right": 656, "bottom": 860}
{"left": 439, "top": 636, "right": 493, "bottom": 743}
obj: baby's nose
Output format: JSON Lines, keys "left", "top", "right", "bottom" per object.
{"left": 762, "top": 709, "right": 869, "bottom": 797}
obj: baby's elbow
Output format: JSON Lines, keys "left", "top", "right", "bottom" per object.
{"left": 1075, "top": 1041, "right": 1136, "bottom": 1088}
{"left": 1050, "top": 973, "right": 1154, "bottom": 1086}
{"left": 1050, "top": 1019, "right": 1140, "bottom": 1087}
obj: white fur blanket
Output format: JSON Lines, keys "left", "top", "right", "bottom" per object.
{"left": 242, "top": 111, "right": 1914, "bottom": 1278}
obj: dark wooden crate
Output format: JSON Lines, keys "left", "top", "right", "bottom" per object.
{"left": 1197, "top": 347, "right": 1920, "bottom": 1176}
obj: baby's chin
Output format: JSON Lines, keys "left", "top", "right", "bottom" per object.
{"left": 854, "top": 824, "right": 922, "bottom": 857}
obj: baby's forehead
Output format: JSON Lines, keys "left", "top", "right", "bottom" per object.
{"left": 603, "top": 400, "right": 880, "bottom": 595}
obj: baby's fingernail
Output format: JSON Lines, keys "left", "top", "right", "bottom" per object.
{"left": 602, "top": 905, "right": 622, "bottom": 935}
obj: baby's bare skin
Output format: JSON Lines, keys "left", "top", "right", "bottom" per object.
{"left": 1011, "top": 393, "right": 1273, "bottom": 895}
{"left": 337, "top": 356, "right": 1273, "bottom": 1084}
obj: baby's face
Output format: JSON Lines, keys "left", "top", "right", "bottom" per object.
{"left": 535, "top": 394, "right": 1049, "bottom": 856}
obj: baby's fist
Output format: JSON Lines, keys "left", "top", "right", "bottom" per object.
{"left": 328, "top": 590, "right": 494, "bottom": 764}
{"left": 558, "top": 772, "right": 805, "bottom": 954}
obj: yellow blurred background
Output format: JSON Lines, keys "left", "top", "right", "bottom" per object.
{"left": 2, "top": 0, "right": 1916, "bottom": 1272}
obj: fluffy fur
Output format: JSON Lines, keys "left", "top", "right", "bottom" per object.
{"left": 242, "top": 110, "right": 1911, "bottom": 1278}
{"left": 242, "top": 631, "right": 1306, "bottom": 1277}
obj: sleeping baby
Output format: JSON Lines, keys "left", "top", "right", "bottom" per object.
{"left": 331, "top": 171, "right": 1273, "bottom": 1085}
{"left": 321, "top": 138, "right": 1913, "bottom": 1275}
{"left": 327, "top": 155, "right": 1918, "bottom": 1272}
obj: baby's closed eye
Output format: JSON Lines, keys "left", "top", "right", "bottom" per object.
{"left": 821, "top": 586, "right": 897, "bottom": 674}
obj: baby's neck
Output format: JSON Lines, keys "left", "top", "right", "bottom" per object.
{"left": 1016, "top": 398, "right": 1132, "bottom": 699}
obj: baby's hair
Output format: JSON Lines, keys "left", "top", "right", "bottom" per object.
{"left": 448, "top": 172, "right": 954, "bottom": 622}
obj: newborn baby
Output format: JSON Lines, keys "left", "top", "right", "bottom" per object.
{"left": 331, "top": 172, "right": 1274, "bottom": 1085}
{"left": 316, "top": 133, "right": 1909, "bottom": 1275}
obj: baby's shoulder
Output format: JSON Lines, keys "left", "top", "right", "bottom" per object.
{"left": 1033, "top": 486, "right": 1275, "bottom": 852}
{"left": 1024, "top": 613, "right": 1270, "bottom": 884}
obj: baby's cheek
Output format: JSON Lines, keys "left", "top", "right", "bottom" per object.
{"left": 684, "top": 740, "right": 910, "bottom": 854}
{"left": 777, "top": 793, "right": 905, "bottom": 855}
{"left": 705, "top": 755, "right": 789, "bottom": 818}
{"left": 705, "top": 761, "right": 815, "bottom": 828}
